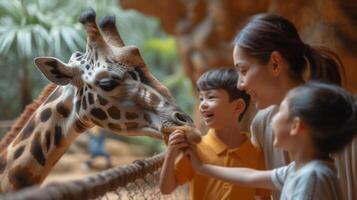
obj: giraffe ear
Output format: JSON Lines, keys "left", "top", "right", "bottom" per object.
{"left": 34, "top": 57, "right": 80, "bottom": 85}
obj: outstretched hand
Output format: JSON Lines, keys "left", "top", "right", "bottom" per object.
{"left": 185, "top": 147, "right": 203, "bottom": 172}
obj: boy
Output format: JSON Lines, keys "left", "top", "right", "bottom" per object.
{"left": 159, "top": 68, "right": 270, "bottom": 200}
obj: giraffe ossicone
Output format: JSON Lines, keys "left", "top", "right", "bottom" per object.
{"left": 0, "top": 8, "right": 201, "bottom": 192}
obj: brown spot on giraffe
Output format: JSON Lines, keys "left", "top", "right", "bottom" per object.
{"left": 125, "top": 112, "right": 138, "bottom": 120}
{"left": 8, "top": 166, "right": 42, "bottom": 190}
{"left": 40, "top": 108, "right": 52, "bottom": 122}
{"left": 97, "top": 94, "right": 108, "bottom": 105}
{"left": 56, "top": 103, "right": 70, "bottom": 118}
{"left": 54, "top": 126, "right": 63, "bottom": 147}
{"left": 74, "top": 119, "right": 87, "bottom": 133}
{"left": 87, "top": 92, "right": 94, "bottom": 104}
{"left": 107, "top": 106, "right": 121, "bottom": 119}
{"left": 13, "top": 145, "right": 25, "bottom": 160}
{"left": 90, "top": 108, "right": 108, "bottom": 120}
{"left": 45, "top": 130, "right": 52, "bottom": 152}
{"left": 148, "top": 92, "right": 161, "bottom": 107}
{"left": 30, "top": 132, "right": 46, "bottom": 166}
{"left": 82, "top": 95, "right": 88, "bottom": 110}
{"left": 12, "top": 119, "right": 35, "bottom": 147}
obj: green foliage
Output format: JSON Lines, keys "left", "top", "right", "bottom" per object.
{"left": 0, "top": 0, "right": 86, "bottom": 58}
{"left": 142, "top": 37, "right": 195, "bottom": 114}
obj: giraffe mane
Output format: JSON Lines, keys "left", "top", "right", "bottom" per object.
{"left": 0, "top": 83, "right": 57, "bottom": 153}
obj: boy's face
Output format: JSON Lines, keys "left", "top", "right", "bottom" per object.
{"left": 199, "top": 89, "right": 242, "bottom": 130}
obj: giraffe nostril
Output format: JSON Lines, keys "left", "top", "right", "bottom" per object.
{"left": 172, "top": 112, "right": 193, "bottom": 125}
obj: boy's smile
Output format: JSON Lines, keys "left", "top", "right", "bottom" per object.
{"left": 201, "top": 111, "right": 214, "bottom": 123}
{"left": 199, "top": 89, "right": 240, "bottom": 130}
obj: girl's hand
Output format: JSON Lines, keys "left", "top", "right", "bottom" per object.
{"left": 185, "top": 148, "right": 203, "bottom": 171}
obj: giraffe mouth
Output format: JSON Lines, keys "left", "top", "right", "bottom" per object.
{"left": 161, "top": 125, "right": 202, "bottom": 145}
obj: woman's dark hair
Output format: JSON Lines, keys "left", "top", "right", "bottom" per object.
{"left": 234, "top": 13, "right": 344, "bottom": 86}
{"left": 197, "top": 68, "right": 250, "bottom": 121}
{"left": 287, "top": 82, "right": 357, "bottom": 156}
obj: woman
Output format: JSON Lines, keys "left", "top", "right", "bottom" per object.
{"left": 233, "top": 13, "right": 355, "bottom": 200}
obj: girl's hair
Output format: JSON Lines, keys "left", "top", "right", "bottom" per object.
{"left": 234, "top": 14, "right": 344, "bottom": 86}
{"left": 287, "top": 82, "right": 357, "bottom": 156}
{"left": 197, "top": 68, "right": 250, "bottom": 121}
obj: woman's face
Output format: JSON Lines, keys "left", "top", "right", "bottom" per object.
{"left": 233, "top": 46, "right": 280, "bottom": 109}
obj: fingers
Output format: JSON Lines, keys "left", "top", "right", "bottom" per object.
{"left": 168, "top": 130, "right": 186, "bottom": 145}
{"left": 167, "top": 130, "right": 189, "bottom": 153}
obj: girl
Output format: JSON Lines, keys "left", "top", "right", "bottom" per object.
{"left": 231, "top": 13, "right": 355, "bottom": 200}
{"left": 187, "top": 82, "right": 357, "bottom": 200}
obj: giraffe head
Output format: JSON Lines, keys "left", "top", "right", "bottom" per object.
{"left": 33, "top": 9, "right": 200, "bottom": 142}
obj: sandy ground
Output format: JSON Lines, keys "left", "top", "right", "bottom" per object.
{"left": 44, "top": 134, "right": 147, "bottom": 185}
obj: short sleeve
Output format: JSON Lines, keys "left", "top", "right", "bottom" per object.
{"left": 250, "top": 110, "right": 266, "bottom": 148}
{"left": 174, "top": 155, "right": 195, "bottom": 185}
{"left": 250, "top": 106, "right": 278, "bottom": 149}
{"left": 271, "top": 162, "right": 295, "bottom": 190}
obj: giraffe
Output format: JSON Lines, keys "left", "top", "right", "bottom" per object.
{"left": 0, "top": 9, "right": 201, "bottom": 192}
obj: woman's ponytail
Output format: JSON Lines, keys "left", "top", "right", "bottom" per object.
{"left": 235, "top": 14, "right": 345, "bottom": 86}
{"left": 304, "top": 44, "right": 345, "bottom": 86}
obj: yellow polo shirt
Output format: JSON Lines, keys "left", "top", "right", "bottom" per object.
{"left": 175, "top": 129, "right": 270, "bottom": 200}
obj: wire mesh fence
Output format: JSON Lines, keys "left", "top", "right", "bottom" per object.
{"left": 0, "top": 152, "right": 188, "bottom": 200}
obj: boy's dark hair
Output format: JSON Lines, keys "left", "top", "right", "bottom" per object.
{"left": 287, "top": 82, "right": 357, "bottom": 157}
{"left": 196, "top": 68, "right": 250, "bottom": 121}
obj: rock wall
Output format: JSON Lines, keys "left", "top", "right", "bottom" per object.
{"left": 119, "top": 0, "right": 357, "bottom": 130}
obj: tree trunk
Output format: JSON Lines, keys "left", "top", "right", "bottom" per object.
{"left": 19, "top": 59, "right": 32, "bottom": 110}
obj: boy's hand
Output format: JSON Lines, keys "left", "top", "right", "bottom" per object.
{"left": 167, "top": 130, "right": 189, "bottom": 158}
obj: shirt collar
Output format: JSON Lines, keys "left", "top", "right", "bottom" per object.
{"left": 205, "top": 129, "right": 251, "bottom": 156}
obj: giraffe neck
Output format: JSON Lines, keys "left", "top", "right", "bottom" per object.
{"left": 0, "top": 86, "right": 90, "bottom": 192}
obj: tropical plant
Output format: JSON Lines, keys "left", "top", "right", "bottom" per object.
{"left": 0, "top": 0, "right": 86, "bottom": 112}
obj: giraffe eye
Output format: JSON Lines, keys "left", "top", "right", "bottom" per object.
{"left": 97, "top": 78, "right": 119, "bottom": 91}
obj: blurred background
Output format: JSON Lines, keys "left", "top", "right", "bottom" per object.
{"left": 0, "top": 0, "right": 356, "bottom": 181}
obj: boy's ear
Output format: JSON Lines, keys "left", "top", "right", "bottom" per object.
{"left": 290, "top": 117, "right": 306, "bottom": 136}
{"left": 235, "top": 99, "right": 246, "bottom": 113}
